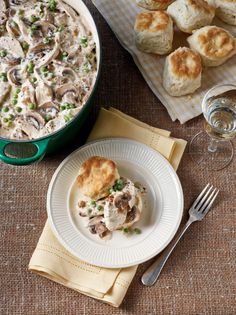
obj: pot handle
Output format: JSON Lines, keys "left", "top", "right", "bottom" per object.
{"left": 0, "top": 139, "right": 49, "bottom": 166}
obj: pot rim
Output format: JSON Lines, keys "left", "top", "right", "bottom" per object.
{"left": 0, "top": 0, "right": 102, "bottom": 144}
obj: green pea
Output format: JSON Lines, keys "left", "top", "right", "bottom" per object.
{"left": 82, "top": 62, "right": 91, "bottom": 73}
{"left": 64, "top": 114, "right": 73, "bottom": 122}
{"left": 87, "top": 208, "right": 92, "bottom": 215}
{"left": 60, "top": 105, "right": 66, "bottom": 111}
{"left": 31, "top": 24, "right": 38, "bottom": 31}
{"left": 80, "top": 36, "right": 88, "bottom": 48}
{"left": 15, "top": 88, "right": 21, "bottom": 94}
{"left": 6, "top": 121, "right": 13, "bottom": 127}
{"left": 8, "top": 114, "right": 14, "bottom": 120}
{"left": 16, "top": 106, "right": 22, "bottom": 113}
{"left": 117, "top": 179, "right": 124, "bottom": 185}
{"left": 22, "top": 42, "right": 29, "bottom": 50}
{"left": 3, "top": 106, "right": 9, "bottom": 112}
{"left": 0, "top": 72, "right": 7, "bottom": 82}
{"left": 28, "top": 25, "right": 38, "bottom": 37}
{"left": 12, "top": 99, "right": 17, "bottom": 105}
{"left": 3, "top": 117, "right": 8, "bottom": 123}
{"left": 0, "top": 50, "right": 7, "bottom": 57}
{"left": 30, "top": 15, "right": 39, "bottom": 23}
{"left": 91, "top": 200, "right": 96, "bottom": 207}
{"left": 133, "top": 228, "right": 142, "bottom": 235}
{"left": 48, "top": 0, "right": 57, "bottom": 11}
{"left": 30, "top": 76, "right": 37, "bottom": 84}
{"left": 27, "top": 61, "right": 34, "bottom": 74}
{"left": 45, "top": 114, "right": 52, "bottom": 122}
{"left": 108, "top": 188, "right": 113, "bottom": 194}
{"left": 122, "top": 227, "right": 129, "bottom": 233}
{"left": 97, "top": 205, "right": 103, "bottom": 211}
{"left": 60, "top": 52, "right": 68, "bottom": 61}
{"left": 18, "top": 9, "right": 24, "bottom": 17}
{"left": 11, "top": 20, "right": 17, "bottom": 27}
{"left": 43, "top": 37, "right": 51, "bottom": 44}
{"left": 41, "top": 66, "right": 48, "bottom": 72}
{"left": 28, "top": 103, "right": 36, "bottom": 110}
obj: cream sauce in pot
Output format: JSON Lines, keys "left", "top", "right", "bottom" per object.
{"left": 0, "top": 0, "right": 97, "bottom": 140}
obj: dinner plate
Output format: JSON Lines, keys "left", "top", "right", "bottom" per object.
{"left": 47, "top": 138, "right": 183, "bottom": 268}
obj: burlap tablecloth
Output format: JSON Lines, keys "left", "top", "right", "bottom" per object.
{"left": 0, "top": 1, "right": 235, "bottom": 314}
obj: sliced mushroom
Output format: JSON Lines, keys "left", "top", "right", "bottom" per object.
{"left": 29, "top": 43, "right": 51, "bottom": 54}
{"left": 58, "top": 0, "right": 78, "bottom": 20}
{"left": 35, "top": 81, "right": 53, "bottom": 106}
{"left": 122, "top": 206, "right": 141, "bottom": 229}
{"left": 12, "top": 16, "right": 32, "bottom": 44}
{"left": 20, "top": 80, "right": 35, "bottom": 105}
{"left": 35, "top": 41, "right": 60, "bottom": 68}
{"left": 0, "top": 36, "right": 24, "bottom": 58}
{"left": 54, "top": 12, "right": 67, "bottom": 26}
{"left": 38, "top": 101, "right": 59, "bottom": 119}
{"left": 114, "top": 192, "right": 132, "bottom": 209}
{"left": 15, "top": 112, "right": 45, "bottom": 139}
{"left": 7, "top": 67, "right": 22, "bottom": 86}
{"left": 99, "top": 230, "right": 112, "bottom": 240}
{"left": 62, "top": 68, "right": 77, "bottom": 81}
{"left": 87, "top": 216, "right": 111, "bottom": 239}
{"left": 34, "top": 21, "right": 55, "bottom": 36}
{"left": 0, "top": 82, "right": 11, "bottom": 104}
{"left": 9, "top": 0, "right": 27, "bottom": 5}
{"left": 55, "top": 83, "right": 77, "bottom": 100}
{"left": 6, "top": 19, "right": 20, "bottom": 37}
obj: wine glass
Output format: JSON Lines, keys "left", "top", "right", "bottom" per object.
{"left": 190, "top": 84, "right": 236, "bottom": 170}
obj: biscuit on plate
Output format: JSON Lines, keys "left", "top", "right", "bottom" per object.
{"left": 134, "top": 10, "right": 173, "bottom": 55}
{"left": 136, "top": 0, "right": 175, "bottom": 10}
{"left": 187, "top": 26, "right": 236, "bottom": 67}
{"left": 215, "top": 0, "right": 236, "bottom": 25}
{"left": 77, "top": 156, "right": 120, "bottom": 200}
{"left": 167, "top": 0, "right": 215, "bottom": 33}
{"left": 163, "top": 47, "right": 202, "bottom": 96}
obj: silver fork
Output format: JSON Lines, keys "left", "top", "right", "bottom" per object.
{"left": 141, "top": 183, "right": 219, "bottom": 286}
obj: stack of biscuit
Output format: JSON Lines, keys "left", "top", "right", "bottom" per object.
{"left": 134, "top": 0, "right": 236, "bottom": 97}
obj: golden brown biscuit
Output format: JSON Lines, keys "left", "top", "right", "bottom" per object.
{"left": 134, "top": 11, "right": 173, "bottom": 55}
{"left": 136, "top": 0, "right": 175, "bottom": 10}
{"left": 77, "top": 156, "right": 120, "bottom": 200}
{"left": 163, "top": 47, "right": 202, "bottom": 96}
{"left": 187, "top": 26, "right": 236, "bottom": 67}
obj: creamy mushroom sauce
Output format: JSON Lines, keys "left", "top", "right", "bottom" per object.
{"left": 77, "top": 177, "right": 145, "bottom": 240}
{"left": 0, "top": 0, "right": 97, "bottom": 140}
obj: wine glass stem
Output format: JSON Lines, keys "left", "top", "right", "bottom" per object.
{"left": 208, "top": 138, "right": 218, "bottom": 153}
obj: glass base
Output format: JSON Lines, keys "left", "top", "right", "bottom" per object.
{"left": 189, "top": 131, "right": 234, "bottom": 171}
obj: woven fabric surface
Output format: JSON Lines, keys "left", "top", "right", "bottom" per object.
{"left": 92, "top": 0, "right": 236, "bottom": 123}
{"left": 0, "top": 0, "right": 236, "bottom": 314}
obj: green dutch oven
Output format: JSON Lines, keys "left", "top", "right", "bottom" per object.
{"left": 0, "top": 0, "right": 101, "bottom": 166}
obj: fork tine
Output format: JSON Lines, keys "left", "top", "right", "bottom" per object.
{"left": 201, "top": 189, "right": 219, "bottom": 216}
{"left": 191, "top": 183, "right": 210, "bottom": 209}
{"left": 195, "top": 185, "right": 213, "bottom": 211}
{"left": 199, "top": 188, "right": 217, "bottom": 213}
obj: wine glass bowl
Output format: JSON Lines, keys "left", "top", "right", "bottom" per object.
{"left": 190, "top": 84, "right": 236, "bottom": 171}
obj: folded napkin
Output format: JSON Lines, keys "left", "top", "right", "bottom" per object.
{"left": 92, "top": 0, "right": 236, "bottom": 123}
{"left": 29, "top": 108, "right": 187, "bottom": 307}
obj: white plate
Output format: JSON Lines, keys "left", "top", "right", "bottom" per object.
{"left": 47, "top": 138, "right": 183, "bottom": 268}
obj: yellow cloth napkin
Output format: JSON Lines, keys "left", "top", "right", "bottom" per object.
{"left": 29, "top": 108, "right": 187, "bottom": 307}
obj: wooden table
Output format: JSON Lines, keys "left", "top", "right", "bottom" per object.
{"left": 1, "top": 1, "right": 235, "bottom": 314}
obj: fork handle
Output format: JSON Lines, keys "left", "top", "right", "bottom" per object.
{"left": 141, "top": 218, "right": 193, "bottom": 286}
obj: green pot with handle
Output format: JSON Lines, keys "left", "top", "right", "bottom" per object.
{"left": 0, "top": 0, "right": 101, "bottom": 166}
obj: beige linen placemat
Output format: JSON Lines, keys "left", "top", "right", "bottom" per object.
{"left": 29, "top": 108, "right": 187, "bottom": 307}
{"left": 92, "top": 0, "right": 236, "bottom": 123}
